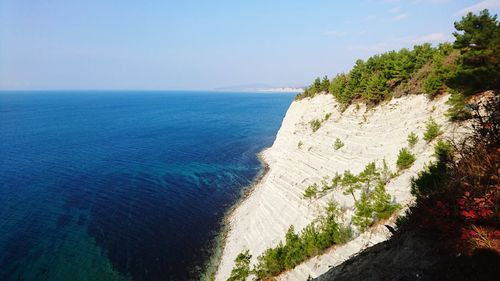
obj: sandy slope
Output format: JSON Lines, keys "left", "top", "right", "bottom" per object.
{"left": 215, "top": 93, "right": 463, "bottom": 281}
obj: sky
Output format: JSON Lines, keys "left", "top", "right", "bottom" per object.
{"left": 0, "top": 0, "right": 499, "bottom": 90}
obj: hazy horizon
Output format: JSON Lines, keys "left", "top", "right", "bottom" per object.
{"left": 1, "top": 0, "right": 499, "bottom": 90}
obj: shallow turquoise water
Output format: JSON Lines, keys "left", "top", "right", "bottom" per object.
{"left": 0, "top": 91, "right": 294, "bottom": 281}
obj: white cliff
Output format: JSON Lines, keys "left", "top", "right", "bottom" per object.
{"left": 215, "top": 93, "right": 462, "bottom": 281}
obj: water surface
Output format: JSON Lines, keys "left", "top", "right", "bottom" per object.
{"left": 0, "top": 91, "right": 294, "bottom": 281}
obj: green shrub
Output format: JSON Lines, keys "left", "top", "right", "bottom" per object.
{"left": 396, "top": 148, "right": 416, "bottom": 170}
{"left": 228, "top": 250, "right": 252, "bottom": 281}
{"left": 407, "top": 132, "right": 418, "bottom": 148}
{"left": 310, "top": 119, "right": 322, "bottom": 132}
{"left": 334, "top": 138, "right": 344, "bottom": 150}
{"left": 324, "top": 113, "right": 332, "bottom": 121}
{"left": 303, "top": 183, "right": 319, "bottom": 199}
{"left": 434, "top": 139, "right": 452, "bottom": 162}
{"left": 411, "top": 160, "right": 447, "bottom": 197}
{"left": 423, "top": 119, "right": 441, "bottom": 142}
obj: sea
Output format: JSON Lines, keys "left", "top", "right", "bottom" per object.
{"left": 0, "top": 91, "right": 294, "bottom": 281}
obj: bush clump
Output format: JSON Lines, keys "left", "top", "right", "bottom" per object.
{"left": 309, "top": 119, "right": 322, "bottom": 132}
{"left": 423, "top": 119, "right": 441, "bottom": 142}
{"left": 303, "top": 183, "right": 319, "bottom": 199}
{"left": 407, "top": 132, "right": 419, "bottom": 148}
{"left": 434, "top": 139, "right": 452, "bottom": 161}
{"left": 334, "top": 138, "right": 344, "bottom": 150}
{"left": 396, "top": 148, "right": 416, "bottom": 170}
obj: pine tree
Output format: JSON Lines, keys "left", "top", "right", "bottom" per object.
{"left": 228, "top": 250, "right": 252, "bottom": 281}
{"left": 352, "top": 192, "right": 373, "bottom": 232}
{"left": 341, "top": 170, "right": 361, "bottom": 202}
{"left": 359, "top": 162, "right": 379, "bottom": 190}
{"left": 372, "top": 181, "right": 399, "bottom": 220}
{"left": 321, "top": 75, "right": 330, "bottom": 92}
{"left": 313, "top": 77, "right": 322, "bottom": 93}
{"left": 450, "top": 9, "right": 500, "bottom": 93}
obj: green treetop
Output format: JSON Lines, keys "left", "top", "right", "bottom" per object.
{"left": 341, "top": 170, "right": 361, "bottom": 202}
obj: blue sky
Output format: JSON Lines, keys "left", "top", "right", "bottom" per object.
{"left": 1, "top": 0, "right": 499, "bottom": 90}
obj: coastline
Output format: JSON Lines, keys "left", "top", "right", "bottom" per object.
{"left": 212, "top": 93, "right": 458, "bottom": 280}
{"left": 202, "top": 149, "right": 272, "bottom": 280}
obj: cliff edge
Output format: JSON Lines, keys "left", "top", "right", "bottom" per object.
{"left": 215, "top": 93, "right": 463, "bottom": 281}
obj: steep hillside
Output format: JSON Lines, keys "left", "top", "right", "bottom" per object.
{"left": 215, "top": 93, "right": 463, "bottom": 280}
{"left": 313, "top": 95, "right": 499, "bottom": 281}
{"left": 216, "top": 9, "right": 499, "bottom": 281}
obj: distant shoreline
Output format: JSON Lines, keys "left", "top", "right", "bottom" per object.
{"left": 214, "top": 87, "right": 304, "bottom": 93}
{"left": 256, "top": 88, "right": 304, "bottom": 93}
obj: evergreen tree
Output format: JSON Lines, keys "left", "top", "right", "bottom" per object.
{"left": 341, "top": 170, "right": 361, "bottom": 202}
{"left": 284, "top": 226, "right": 303, "bottom": 268}
{"left": 450, "top": 9, "right": 500, "bottom": 93}
{"left": 228, "top": 250, "right": 252, "bottom": 281}
{"left": 359, "top": 162, "right": 379, "bottom": 190}
{"left": 329, "top": 73, "right": 352, "bottom": 104}
{"left": 313, "top": 77, "right": 322, "bottom": 93}
{"left": 372, "top": 181, "right": 399, "bottom": 220}
{"left": 321, "top": 75, "right": 330, "bottom": 92}
{"left": 352, "top": 192, "right": 373, "bottom": 232}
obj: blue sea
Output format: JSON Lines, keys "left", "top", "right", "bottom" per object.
{"left": 0, "top": 91, "right": 294, "bottom": 281}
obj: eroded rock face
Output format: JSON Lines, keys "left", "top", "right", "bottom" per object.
{"left": 215, "top": 94, "right": 462, "bottom": 281}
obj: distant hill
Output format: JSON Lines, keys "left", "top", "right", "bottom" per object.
{"left": 215, "top": 83, "right": 304, "bottom": 93}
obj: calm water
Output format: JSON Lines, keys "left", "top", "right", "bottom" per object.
{"left": 0, "top": 91, "right": 294, "bottom": 281}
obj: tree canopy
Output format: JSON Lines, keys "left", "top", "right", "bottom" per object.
{"left": 296, "top": 9, "right": 499, "bottom": 119}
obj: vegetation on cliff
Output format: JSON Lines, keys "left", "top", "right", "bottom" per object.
{"left": 252, "top": 202, "right": 352, "bottom": 279}
{"left": 297, "top": 9, "right": 499, "bottom": 121}
{"left": 404, "top": 96, "right": 499, "bottom": 254}
{"left": 226, "top": 10, "right": 499, "bottom": 281}
{"left": 347, "top": 95, "right": 498, "bottom": 281}
{"left": 313, "top": 87, "right": 499, "bottom": 281}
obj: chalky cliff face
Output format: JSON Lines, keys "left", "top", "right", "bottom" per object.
{"left": 216, "top": 93, "right": 462, "bottom": 281}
